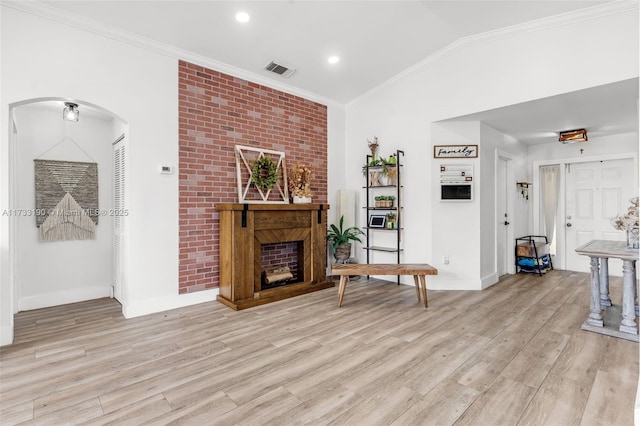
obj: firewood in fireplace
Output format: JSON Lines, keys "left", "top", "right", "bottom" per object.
{"left": 262, "top": 266, "right": 293, "bottom": 285}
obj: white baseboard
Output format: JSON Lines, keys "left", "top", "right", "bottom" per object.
{"left": 481, "top": 273, "right": 499, "bottom": 289}
{"left": 18, "top": 286, "right": 111, "bottom": 311}
{"left": 0, "top": 324, "right": 14, "bottom": 346}
{"left": 122, "top": 288, "right": 219, "bottom": 319}
{"left": 371, "top": 275, "right": 490, "bottom": 291}
{"left": 427, "top": 277, "right": 483, "bottom": 291}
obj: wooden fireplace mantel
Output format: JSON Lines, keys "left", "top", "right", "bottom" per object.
{"left": 216, "top": 203, "right": 333, "bottom": 310}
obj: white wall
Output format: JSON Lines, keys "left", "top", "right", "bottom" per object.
{"left": 427, "top": 121, "right": 528, "bottom": 289}
{"left": 327, "top": 106, "right": 347, "bottom": 228}
{"left": 430, "top": 121, "right": 482, "bottom": 288}
{"left": 345, "top": 7, "right": 638, "bottom": 290}
{"left": 1, "top": 6, "right": 184, "bottom": 345}
{"left": 13, "top": 106, "right": 115, "bottom": 310}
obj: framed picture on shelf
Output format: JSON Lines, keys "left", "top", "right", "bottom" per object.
{"left": 368, "top": 215, "right": 386, "bottom": 228}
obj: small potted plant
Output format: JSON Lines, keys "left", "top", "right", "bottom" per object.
{"left": 288, "top": 162, "right": 313, "bottom": 203}
{"left": 386, "top": 212, "right": 397, "bottom": 228}
{"left": 326, "top": 215, "right": 365, "bottom": 263}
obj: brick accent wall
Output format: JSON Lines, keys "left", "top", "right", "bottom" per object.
{"left": 178, "top": 60, "right": 328, "bottom": 293}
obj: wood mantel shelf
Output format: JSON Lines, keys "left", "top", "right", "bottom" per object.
{"left": 216, "top": 203, "right": 332, "bottom": 310}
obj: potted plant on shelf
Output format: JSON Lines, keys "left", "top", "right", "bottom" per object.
{"left": 288, "top": 162, "right": 313, "bottom": 203}
{"left": 363, "top": 137, "right": 394, "bottom": 186}
{"left": 374, "top": 195, "right": 395, "bottom": 208}
{"left": 386, "top": 212, "right": 397, "bottom": 228}
{"left": 362, "top": 158, "right": 389, "bottom": 186}
{"left": 326, "top": 215, "right": 365, "bottom": 263}
{"left": 386, "top": 161, "right": 398, "bottom": 186}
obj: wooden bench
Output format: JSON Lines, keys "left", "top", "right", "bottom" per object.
{"left": 331, "top": 263, "right": 438, "bottom": 308}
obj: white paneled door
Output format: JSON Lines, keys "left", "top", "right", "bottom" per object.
{"left": 497, "top": 156, "right": 512, "bottom": 276}
{"left": 564, "top": 158, "right": 635, "bottom": 273}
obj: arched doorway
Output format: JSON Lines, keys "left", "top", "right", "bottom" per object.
{"left": 6, "top": 98, "right": 128, "bottom": 340}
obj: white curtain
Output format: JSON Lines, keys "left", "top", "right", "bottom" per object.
{"left": 540, "top": 165, "right": 560, "bottom": 254}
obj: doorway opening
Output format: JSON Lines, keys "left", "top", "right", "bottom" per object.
{"left": 496, "top": 151, "right": 514, "bottom": 277}
{"left": 5, "top": 98, "right": 128, "bottom": 335}
{"left": 533, "top": 154, "right": 637, "bottom": 273}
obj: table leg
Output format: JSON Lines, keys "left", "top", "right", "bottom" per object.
{"left": 587, "top": 257, "right": 603, "bottom": 327}
{"left": 620, "top": 259, "right": 638, "bottom": 334}
{"left": 419, "top": 275, "right": 428, "bottom": 308}
{"left": 337, "top": 275, "right": 349, "bottom": 307}
{"left": 599, "top": 257, "right": 611, "bottom": 307}
{"left": 413, "top": 275, "right": 421, "bottom": 303}
{"left": 633, "top": 261, "right": 638, "bottom": 317}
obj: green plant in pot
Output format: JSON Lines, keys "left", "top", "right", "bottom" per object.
{"left": 361, "top": 157, "right": 389, "bottom": 177}
{"left": 327, "top": 215, "right": 365, "bottom": 263}
{"left": 386, "top": 212, "right": 397, "bottom": 228}
{"left": 374, "top": 195, "right": 395, "bottom": 208}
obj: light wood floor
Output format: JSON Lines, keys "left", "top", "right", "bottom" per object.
{"left": 1, "top": 270, "right": 638, "bottom": 425}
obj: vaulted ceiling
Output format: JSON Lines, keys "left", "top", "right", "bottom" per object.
{"left": 38, "top": 0, "right": 610, "bottom": 104}
{"left": 23, "top": 1, "right": 638, "bottom": 144}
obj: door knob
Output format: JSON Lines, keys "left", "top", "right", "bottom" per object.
{"left": 504, "top": 221, "right": 510, "bottom": 225}
{"left": 566, "top": 223, "right": 572, "bottom": 227}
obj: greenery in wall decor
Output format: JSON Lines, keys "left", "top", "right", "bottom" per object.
{"left": 251, "top": 156, "right": 279, "bottom": 191}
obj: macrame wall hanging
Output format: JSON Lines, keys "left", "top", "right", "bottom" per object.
{"left": 34, "top": 159, "right": 99, "bottom": 241}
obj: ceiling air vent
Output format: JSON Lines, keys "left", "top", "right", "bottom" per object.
{"left": 264, "top": 60, "right": 296, "bottom": 78}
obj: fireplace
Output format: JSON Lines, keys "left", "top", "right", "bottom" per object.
{"left": 216, "top": 203, "right": 333, "bottom": 310}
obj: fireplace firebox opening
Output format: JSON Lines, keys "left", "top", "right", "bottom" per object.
{"left": 260, "top": 241, "right": 304, "bottom": 290}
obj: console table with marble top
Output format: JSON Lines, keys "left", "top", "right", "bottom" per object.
{"left": 575, "top": 239, "right": 638, "bottom": 342}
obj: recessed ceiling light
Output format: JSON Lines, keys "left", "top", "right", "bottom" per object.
{"left": 235, "top": 12, "right": 250, "bottom": 23}
{"left": 328, "top": 56, "right": 340, "bottom": 64}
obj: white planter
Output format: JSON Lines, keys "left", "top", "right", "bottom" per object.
{"left": 293, "top": 196, "right": 312, "bottom": 204}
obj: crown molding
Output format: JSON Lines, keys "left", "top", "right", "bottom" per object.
{"left": 0, "top": 0, "right": 345, "bottom": 110}
{"left": 346, "top": 0, "right": 639, "bottom": 110}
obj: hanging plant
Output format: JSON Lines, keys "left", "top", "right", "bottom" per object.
{"left": 251, "top": 156, "right": 279, "bottom": 191}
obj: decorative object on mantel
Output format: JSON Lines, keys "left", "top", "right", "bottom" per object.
{"left": 612, "top": 196, "right": 639, "bottom": 250}
{"left": 517, "top": 182, "right": 531, "bottom": 200}
{"left": 327, "top": 215, "right": 365, "bottom": 263}
{"left": 234, "top": 145, "right": 289, "bottom": 203}
{"left": 288, "top": 162, "right": 313, "bottom": 204}
{"left": 34, "top": 159, "right": 98, "bottom": 241}
{"left": 251, "top": 156, "right": 279, "bottom": 191}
